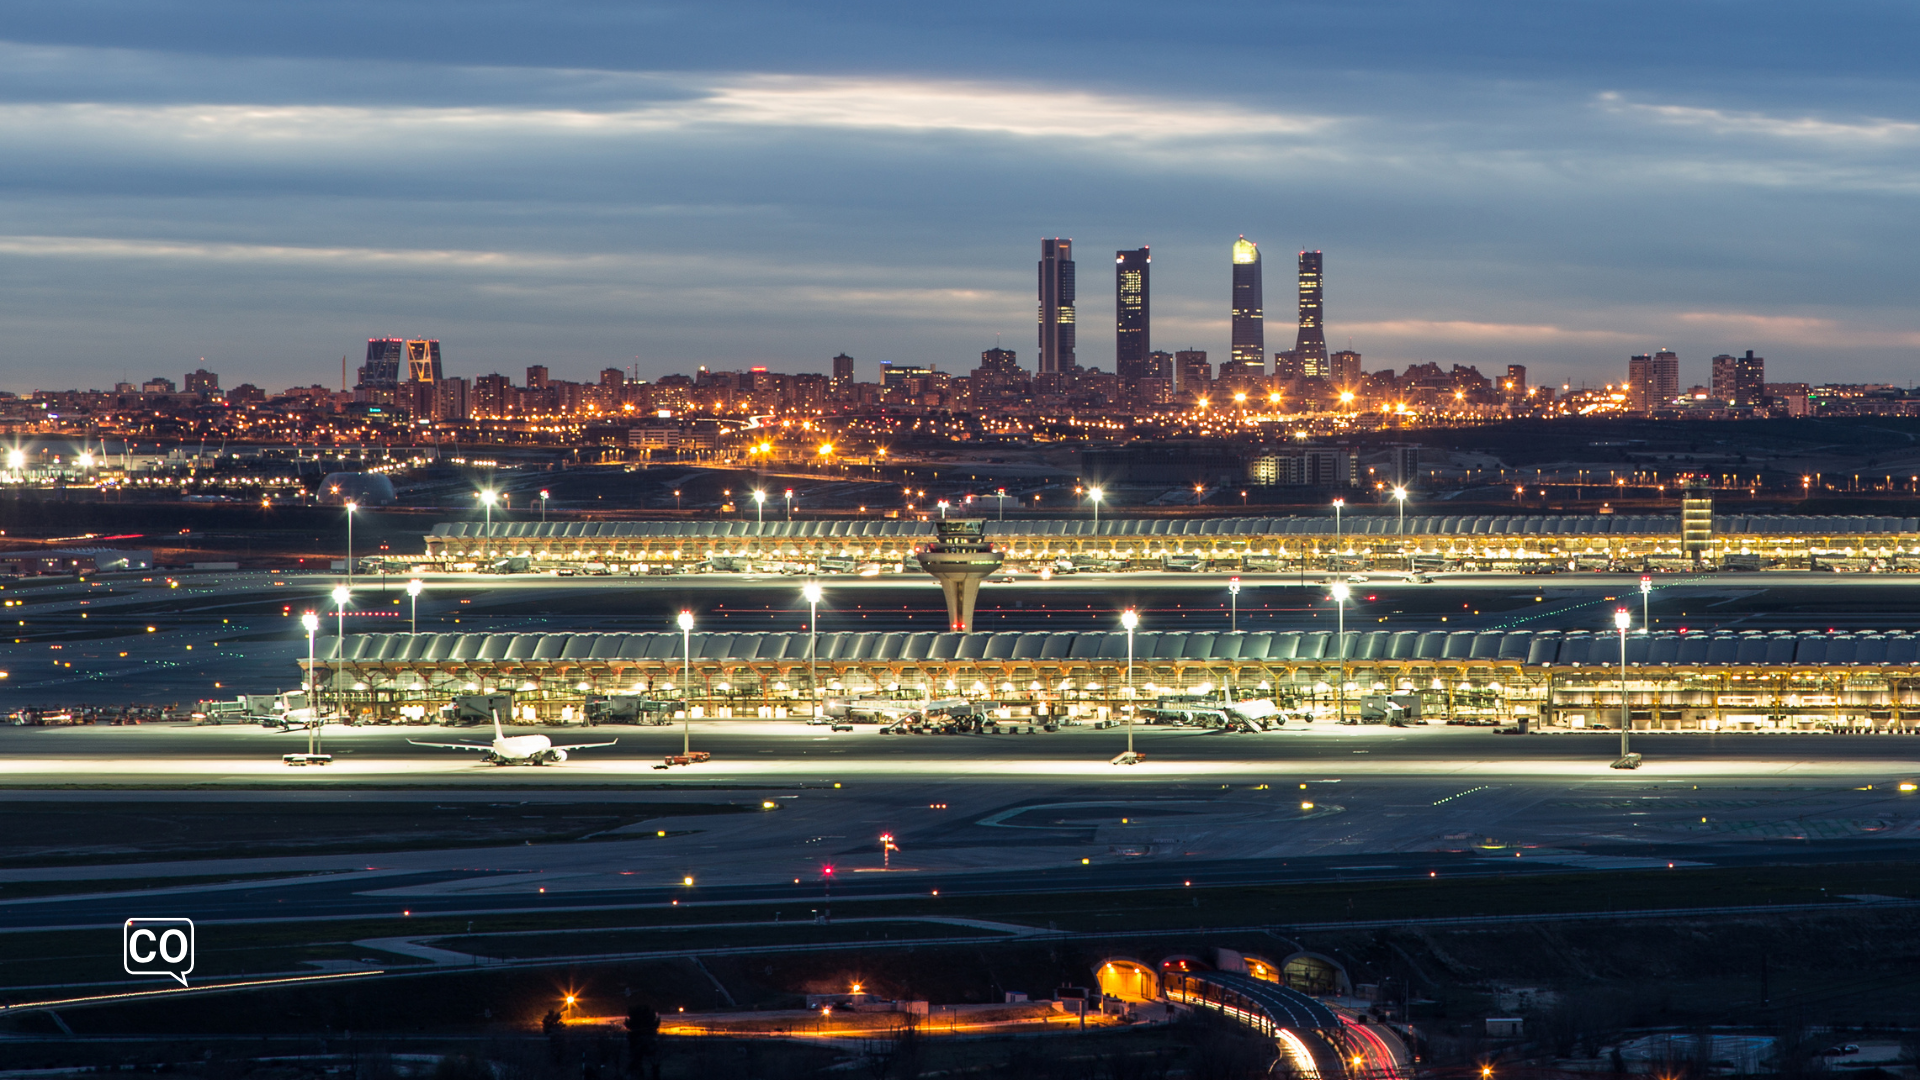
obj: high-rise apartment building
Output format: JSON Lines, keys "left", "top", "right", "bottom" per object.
{"left": 831, "top": 353, "right": 856, "bottom": 390}
{"left": 435, "top": 376, "right": 470, "bottom": 421}
{"left": 1175, "top": 350, "right": 1212, "bottom": 396}
{"left": 1627, "top": 350, "right": 1679, "bottom": 412}
{"left": 1230, "top": 237, "right": 1264, "bottom": 379}
{"left": 473, "top": 373, "right": 511, "bottom": 417}
{"left": 1295, "top": 251, "right": 1328, "bottom": 378}
{"left": 1627, "top": 354, "right": 1652, "bottom": 411}
{"left": 977, "top": 347, "right": 1021, "bottom": 378}
{"left": 1115, "top": 247, "right": 1150, "bottom": 382}
{"left": 1504, "top": 364, "right": 1527, "bottom": 406}
{"left": 1712, "top": 351, "right": 1764, "bottom": 407}
{"left": 1037, "top": 239, "right": 1076, "bottom": 375}
{"left": 185, "top": 369, "right": 220, "bottom": 395}
{"left": 526, "top": 365, "right": 550, "bottom": 390}
{"left": 1330, "top": 350, "right": 1361, "bottom": 387}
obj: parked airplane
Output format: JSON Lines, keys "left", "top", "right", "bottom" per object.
{"left": 408, "top": 710, "right": 617, "bottom": 765}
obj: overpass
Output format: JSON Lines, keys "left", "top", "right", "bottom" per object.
{"left": 310, "top": 627, "right": 1920, "bottom": 731}
{"left": 419, "top": 515, "right": 1920, "bottom": 574}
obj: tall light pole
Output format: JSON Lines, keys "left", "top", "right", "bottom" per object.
{"left": 343, "top": 500, "right": 358, "bottom": 588}
{"left": 1393, "top": 486, "right": 1409, "bottom": 569}
{"left": 302, "top": 610, "right": 319, "bottom": 754}
{"left": 995, "top": 488, "right": 1006, "bottom": 521}
{"left": 1640, "top": 575, "right": 1652, "bottom": 634}
{"left": 1331, "top": 581, "right": 1350, "bottom": 724}
{"left": 478, "top": 489, "right": 497, "bottom": 540}
{"left": 1089, "top": 486, "right": 1103, "bottom": 527}
{"left": 539, "top": 489, "right": 549, "bottom": 523}
{"left": 1614, "top": 607, "right": 1636, "bottom": 767}
{"left": 937, "top": 499, "right": 950, "bottom": 519}
{"left": 1332, "top": 497, "right": 1345, "bottom": 573}
{"left": 1228, "top": 576, "right": 1241, "bottom": 633}
{"left": 679, "top": 609, "right": 695, "bottom": 755}
{"left": 784, "top": 488, "right": 794, "bottom": 521}
{"left": 1121, "top": 607, "right": 1138, "bottom": 760}
{"left": 753, "top": 489, "right": 766, "bottom": 525}
{"left": 407, "top": 578, "right": 423, "bottom": 634}
{"left": 803, "top": 578, "right": 823, "bottom": 716}
{"left": 332, "top": 584, "right": 351, "bottom": 661}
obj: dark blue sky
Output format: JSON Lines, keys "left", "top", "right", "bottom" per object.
{"left": 2, "top": 1, "right": 1917, "bottom": 393}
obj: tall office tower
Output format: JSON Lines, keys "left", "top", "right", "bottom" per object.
{"left": 1230, "top": 237, "right": 1264, "bottom": 379}
{"left": 1294, "top": 250, "right": 1328, "bottom": 378}
{"left": 978, "top": 347, "right": 1021, "bottom": 377}
{"left": 1115, "top": 247, "right": 1151, "bottom": 381}
{"left": 405, "top": 340, "right": 442, "bottom": 384}
{"left": 184, "top": 369, "right": 220, "bottom": 395}
{"left": 359, "top": 339, "right": 406, "bottom": 391}
{"left": 1627, "top": 354, "right": 1653, "bottom": 412}
{"left": 1175, "top": 350, "right": 1212, "bottom": 395}
{"left": 1712, "top": 351, "right": 1765, "bottom": 406}
{"left": 1504, "top": 364, "right": 1528, "bottom": 405}
{"left": 1651, "top": 349, "right": 1679, "bottom": 406}
{"left": 526, "top": 365, "right": 550, "bottom": 390}
{"left": 1037, "top": 238, "right": 1076, "bottom": 375}
{"left": 1330, "top": 350, "right": 1362, "bottom": 387}
{"left": 831, "top": 352, "right": 856, "bottom": 390}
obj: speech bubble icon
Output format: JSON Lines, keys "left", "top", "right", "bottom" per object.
{"left": 123, "top": 918, "right": 194, "bottom": 987}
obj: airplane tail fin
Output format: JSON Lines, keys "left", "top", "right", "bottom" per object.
{"left": 493, "top": 708, "right": 506, "bottom": 742}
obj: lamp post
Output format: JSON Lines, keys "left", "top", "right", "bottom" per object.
{"left": 784, "top": 489, "right": 794, "bottom": 521}
{"left": 1393, "top": 486, "right": 1409, "bottom": 569}
{"left": 331, "top": 584, "right": 350, "bottom": 659}
{"left": 1332, "top": 497, "right": 1345, "bottom": 573}
{"left": 302, "top": 610, "right": 319, "bottom": 756}
{"left": 679, "top": 609, "right": 695, "bottom": 755}
{"left": 803, "top": 578, "right": 823, "bottom": 717}
{"left": 1121, "top": 607, "right": 1138, "bottom": 760}
{"left": 1331, "top": 581, "right": 1350, "bottom": 724}
{"left": 1089, "top": 486, "right": 1103, "bottom": 527}
{"left": 1227, "top": 575, "right": 1242, "bottom": 633}
{"left": 1614, "top": 607, "right": 1637, "bottom": 767}
{"left": 1193, "top": 483, "right": 1204, "bottom": 506}
{"left": 478, "top": 490, "right": 497, "bottom": 554}
{"left": 344, "top": 500, "right": 357, "bottom": 589}
{"left": 539, "top": 489, "right": 549, "bottom": 523}
{"left": 1640, "top": 575, "right": 1652, "bottom": 634}
{"left": 674, "top": 489, "right": 682, "bottom": 512}
{"left": 753, "top": 489, "right": 766, "bottom": 525}
{"left": 995, "top": 488, "right": 1006, "bottom": 521}
{"left": 407, "top": 578, "right": 423, "bottom": 634}
{"left": 937, "top": 499, "right": 950, "bottom": 519}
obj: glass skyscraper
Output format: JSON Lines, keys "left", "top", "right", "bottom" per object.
{"left": 1295, "top": 251, "right": 1328, "bottom": 378}
{"left": 1115, "top": 247, "right": 1150, "bottom": 381}
{"left": 1038, "top": 239, "right": 1076, "bottom": 375}
{"left": 1230, "top": 237, "right": 1265, "bottom": 379}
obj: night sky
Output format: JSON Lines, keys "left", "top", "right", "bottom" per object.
{"left": 2, "top": 1, "right": 1917, "bottom": 392}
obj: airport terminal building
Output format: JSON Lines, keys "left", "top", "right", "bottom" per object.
{"left": 420, "top": 515, "right": 1920, "bottom": 574}
{"left": 313, "top": 628, "right": 1920, "bottom": 733}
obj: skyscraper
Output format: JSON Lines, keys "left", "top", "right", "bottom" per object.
{"left": 406, "top": 340, "right": 442, "bottom": 384}
{"left": 1230, "top": 237, "right": 1264, "bottom": 380}
{"left": 1295, "top": 251, "right": 1328, "bottom": 378}
{"left": 1038, "top": 239, "right": 1076, "bottom": 375}
{"left": 1627, "top": 354, "right": 1653, "bottom": 412}
{"left": 831, "top": 353, "right": 856, "bottom": 390}
{"left": 1115, "top": 247, "right": 1150, "bottom": 382}
{"left": 1652, "top": 349, "right": 1679, "bottom": 406}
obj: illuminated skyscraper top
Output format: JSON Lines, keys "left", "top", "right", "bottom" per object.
{"left": 1230, "top": 237, "right": 1264, "bottom": 378}
{"left": 1115, "top": 247, "right": 1150, "bottom": 382}
{"left": 1038, "top": 239, "right": 1076, "bottom": 375}
{"left": 1295, "top": 251, "right": 1328, "bottom": 377}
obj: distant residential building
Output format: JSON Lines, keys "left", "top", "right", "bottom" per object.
{"left": 1115, "top": 246, "right": 1150, "bottom": 382}
{"left": 1766, "top": 382, "right": 1810, "bottom": 417}
{"left": 526, "top": 365, "right": 550, "bottom": 390}
{"left": 831, "top": 352, "right": 856, "bottom": 391}
{"left": 1247, "top": 447, "right": 1359, "bottom": 488}
{"left": 472, "top": 373, "right": 511, "bottom": 417}
{"left": 1175, "top": 350, "right": 1212, "bottom": 397}
{"left": 1503, "top": 364, "right": 1527, "bottom": 406}
{"left": 1229, "top": 237, "right": 1264, "bottom": 380}
{"left": 1330, "top": 349, "right": 1362, "bottom": 388}
{"left": 141, "top": 377, "right": 175, "bottom": 394}
{"left": 1038, "top": 238, "right": 1076, "bottom": 375}
{"left": 185, "top": 369, "right": 220, "bottom": 395}
{"left": 977, "top": 347, "right": 1020, "bottom": 378}
{"left": 1273, "top": 349, "right": 1301, "bottom": 381}
{"left": 1294, "top": 250, "right": 1328, "bottom": 378}
{"left": 1713, "top": 350, "right": 1765, "bottom": 407}
{"left": 1626, "top": 351, "right": 1677, "bottom": 412}
{"left": 227, "top": 383, "right": 265, "bottom": 406}
{"left": 435, "top": 376, "right": 470, "bottom": 421}
{"left": 1652, "top": 350, "right": 1679, "bottom": 405}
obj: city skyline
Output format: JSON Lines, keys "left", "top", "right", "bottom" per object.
{"left": 3, "top": 3, "right": 1919, "bottom": 392}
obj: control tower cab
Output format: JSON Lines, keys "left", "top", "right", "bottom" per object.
{"left": 915, "top": 520, "right": 1003, "bottom": 632}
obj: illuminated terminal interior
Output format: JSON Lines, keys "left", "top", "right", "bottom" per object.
{"left": 421, "top": 515, "right": 1920, "bottom": 572}
{"left": 313, "top": 628, "right": 1920, "bottom": 731}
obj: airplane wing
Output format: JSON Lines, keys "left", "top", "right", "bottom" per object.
{"left": 549, "top": 739, "right": 619, "bottom": 752}
{"left": 406, "top": 739, "right": 495, "bottom": 751}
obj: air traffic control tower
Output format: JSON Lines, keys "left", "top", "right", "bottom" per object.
{"left": 915, "top": 520, "right": 1003, "bottom": 632}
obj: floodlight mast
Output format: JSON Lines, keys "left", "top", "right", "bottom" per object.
{"left": 1331, "top": 581, "right": 1351, "bottom": 724}
{"left": 678, "top": 610, "right": 695, "bottom": 755}
{"left": 1121, "top": 608, "right": 1139, "bottom": 757}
